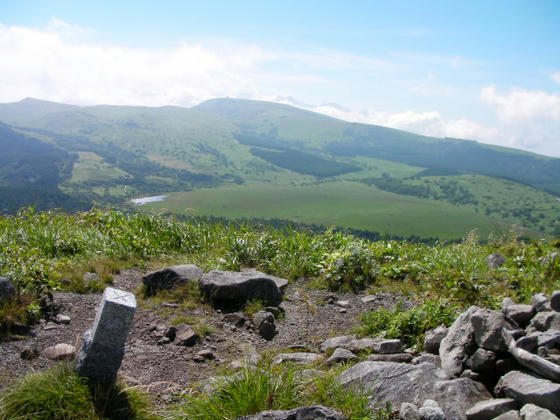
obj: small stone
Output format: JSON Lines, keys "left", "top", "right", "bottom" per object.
{"left": 532, "top": 293, "right": 550, "bottom": 313}
{"left": 192, "top": 355, "right": 205, "bottom": 363}
{"left": 55, "top": 314, "right": 71, "bottom": 325}
{"left": 157, "top": 337, "right": 170, "bottom": 345}
{"left": 465, "top": 398, "right": 518, "bottom": 420}
{"left": 400, "top": 402, "right": 421, "bottom": 420}
{"left": 221, "top": 312, "right": 247, "bottom": 327}
{"left": 258, "top": 320, "right": 276, "bottom": 341}
{"left": 374, "top": 339, "right": 403, "bottom": 354}
{"left": 83, "top": 272, "right": 100, "bottom": 283}
{"left": 175, "top": 324, "right": 199, "bottom": 346}
{"left": 338, "top": 308, "right": 347, "bottom": 313}
{"left": 502, "top": 297, "right": 515, "bottom": 309}
{"left": 325, "top": 348, "right": 357, "bottom": 365}
{"left": 20, "top": 346, "right": 39, "bottom": 360}
{"left": 418, "top": 399, "right": 445, "bottom": 420}
{"left": 361, "top": 295, "right": 377, "bottom": 303}
{"left": 335, "top": 300, "right": 350, "bottom": 308}
{"left": 44, "top": 322, "right": 58, "bottom": 330}
{"left": 196, "top": 349, "right": 215, "bottom": 360}
{"left": 520, "top": 403, "right": 560, "bottom": 419}
{"left": 253, "top": 311, "right": 274, "bottom": 328}
{"left": 164, "top": 325, "right": 177, "bottom": 341}
{"left": 43, "top": 343, "right": 76, "bottom": 360}
{"left": 487, "top": 254, "right": 506, "bottom": 269}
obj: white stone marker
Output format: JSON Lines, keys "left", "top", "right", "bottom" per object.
{"left": 76, "top": 287, "right": 136, "bottom": 385}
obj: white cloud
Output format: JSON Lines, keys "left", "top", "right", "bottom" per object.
{"left": 551, "top": 72, "right": 560, "bottom": 84}
{"left": 480, "top": 86, "right": 560, "bottom": 155}
{"left": 290, "top": 102, "right": 498, "bottom": 142}
{"left": 0, "top": 21, "right": 271, "bottom": 106}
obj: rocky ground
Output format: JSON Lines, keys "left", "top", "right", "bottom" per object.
{"left": 0, "top": 268, "right": 408, "bottom": 407}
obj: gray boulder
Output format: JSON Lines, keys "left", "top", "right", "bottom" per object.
{"left": 272, "top": 352, "right": 322, "bottom": 365}
{"left": 337, "top": 361, "right": 491, "bottom": 420}
{"left": 326, "top": 348, "right": 357, "bottom": 365}
{"left": 198, "top": 269, "right": 288, "bottom": 310}
{"left": 494, "top": 371, "right": 560, "bottom": 416}
{"left": 142, "top": 264, "right": 203, "bottom": 296}
{"left": 238, "top": 405, "right": 345, "bottom": 420}
{"left": 424, "top": 326, "right": 448, "bottom": 354}
{"left": 412, "top": 354, "right": 441, "bottom": 368}
{"left": 467, "top": 348, "right": 497, "bottom": 373}
{"left": 503, "top": 305, "right": 535, "bottom": 327}
{"left": 529, "top": 312, "right": 560, "bottom": 332}
{"left": 439, "top": 306, "right": 478, "bottom": 376}
{"left": 493, "top": 411, "right": 521, "bottom": 420}
{"left": 347, "top": 337, "right": 380, "bottom": 352}
{"left": 487, "top": 254, "right": 506, "bottom": 269}
{"left": 520, "top": 403, "right": 560, "bottom": 419}
{"left": 532, "top": 294, "right": 551, "bottom": 313}
{"left": 0, "top": 277, "right": 15, "bottom": 304}
{"left": 367, "top": 353, "right": 413, "bottom": 363}
{"left": 551, "top": 291, "right": 560, "bottom": 313}
{"left": 319, "top": 335, "right": 356, "bottom": 352}
{"left": 465, "top": 399, "right": 518, "bottom": 420}
{"left": 374, "top": 339, "right": 403, "bottom": 354}
{"left": 471, "top": 307, "right": 518, "bottom": 352}
{"left": 419, "top": 399, "right": 445, "bottom": 420}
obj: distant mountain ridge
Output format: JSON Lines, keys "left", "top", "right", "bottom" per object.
{"left": 0, "top": 97, "right": 558, "bottom": 238}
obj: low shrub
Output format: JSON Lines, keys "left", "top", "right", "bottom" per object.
{"left": 354, "top": 299, "right": 460, "bottom": 348}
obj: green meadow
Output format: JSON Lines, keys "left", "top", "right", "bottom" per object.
{"left": 142, "top": 181, "right": 505, "bottom": 240}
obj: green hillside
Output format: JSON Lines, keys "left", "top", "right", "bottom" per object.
{"left": 0, "top": 97, "right": 558, "bottom": 239}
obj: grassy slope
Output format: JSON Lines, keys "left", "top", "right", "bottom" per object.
{"left": 142, "top": 181, "right": 504, "bottom": 239}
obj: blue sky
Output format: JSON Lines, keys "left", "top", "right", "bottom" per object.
{"left": 1, "top": 1, "right": 559, "bottom": 156}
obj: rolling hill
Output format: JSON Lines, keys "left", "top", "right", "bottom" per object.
{"left": 0, "top": 97, "right": 558, "bottom": 239}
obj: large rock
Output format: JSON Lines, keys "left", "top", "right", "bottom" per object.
{"left": 520, "top": 403, "right": 560, "bottom": 419}
{"left": 0, "top": 277, "right": 15, "bottom": 304}
{"left": 465, "top": 399, "right": 518, "bottom": 420}
{"left": 466, "top": 348, "right": 497, "bottom": 373}
{"left": 532, "top": 294, "right": 550, "bottom": 313}
{"left": 337, "top": 361, "right": 491, "bottom": 420}
{"left": 529, "top": 312, "right": 560, "bottom": 332}
{"left": 198, "top": 269, "right": 288, "bottom": 310}
{"left": 439, "top": 306, "right": 478, "bottom": 376}
{"left": 142, "top": 264, "right": 203, "bottom": 296}
{"left": 494, "top": 371, "right": 560, "bottom": 416}
{"left": 373, "top": 339, "right": 403, "bottom": 354}
{"left": 471, "top": 307, "right": 518, "bottom": 352}
{"left": 238, "top": 405, "right": 345, "bottom": 420}
{"left": 503, "top": 305, "right": 535, "bottom": 327}
{"left": 175, "top": 324, "right": 199, "bottom": 346}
